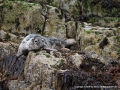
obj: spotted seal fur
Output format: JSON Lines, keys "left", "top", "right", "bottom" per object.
{"left": 16, "top": 34, "right": 76, "bottom": 57}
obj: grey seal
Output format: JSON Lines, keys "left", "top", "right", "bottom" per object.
{"left": 16, "top": 34, "right": 76, "bottom": 57}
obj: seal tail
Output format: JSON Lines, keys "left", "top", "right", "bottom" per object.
{"left": 65, "top": 39, "right": 77, "bottom": 46}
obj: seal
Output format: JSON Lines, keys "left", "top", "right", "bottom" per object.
{"left": 16, "top": 34, "right": 76, "bottom": 57}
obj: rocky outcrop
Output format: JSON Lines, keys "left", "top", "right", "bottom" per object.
{"left": 3, "top": 50, "right": 119, "bottom": 90}
{"left": 0, "top": 0, "right": 120, "bottom": 90}
{"left": 8, "top": 51, "right": 60, "bottom": 90}
{"left": 2, "top": 0, "right": 120, "bottom": 40}
{"left": 2, "top": 1, "right": 45, "bottom": 35}
{"left": 77, "top": 23, "right": 120, "bottom": 63}
{"left": 27, "top": 0, "right": 120, "bottom": 17}
{"left": 0, "top": 42, "right": 18, "bottom": 60}
{"left": 0, "top": 30, "right": 19, "bottom": 43}
{"left": 0, "top": 0, "right": 3, "bottom": 28}
{"left": 44, "top": 5, "right": 66, "bottom": 39}
{"left": 1, "top": 0, "right": 120, "bottom": 68}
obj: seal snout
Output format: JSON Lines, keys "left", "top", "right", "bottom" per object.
{"left": 32, "top": 38, "right": 34, "bottom": 42}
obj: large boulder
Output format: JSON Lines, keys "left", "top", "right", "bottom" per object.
{"left": 8, "top": 51, "right": 66, "bottom": 90}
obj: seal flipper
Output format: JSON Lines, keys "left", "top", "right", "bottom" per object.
{"left": 44, "top": 48, "right": 58, "bottom": 51}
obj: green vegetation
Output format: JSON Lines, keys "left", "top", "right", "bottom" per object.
{"left": 114, "top": 36, "right": 120, "bottom": 45}
{"left": 51, "top": 2, "right": 58, "bottom": 7}
{"left": 45, "top": 54, "right": 51, "bottom": 58}
{"left": 51, "top": 59, "right": 65, "bottom": 70}
{"left": 116, "top": 48, "right": 120, "bottom": 54}
{"left": 89, "top": 17, "right": 100, "bottom": 23}
{"left": 89, "top": 17, "right": 120, "bottom": 23}
{"left": 36, "top": 52, "right": 39, "bottom": 56}
{"left": 84, "top": 28, "right": 95, "bottom": 34}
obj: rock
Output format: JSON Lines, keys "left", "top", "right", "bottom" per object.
{"left": 85, "top": 43, "right": 119, "bottom": 64}
{"left": 66, "top": 21, "right": 76, "bottom": 38}
{"left": 0, "top": 0, "right": 3, "bottom": 2}
{"left": 9, "top": 51, "right": 66, "bottom": 90}
{"left": 99, "top": 37, "right": 109, "bottom": 49}
{"left": 0, "top": 0, "right": 4, "bottom": 25}
{"left": 69, "top": 53, "right": 83, "bottom": 68}
{"left": 60, "top": 0, "right": 79, "bottom": 16}
{"left": 0, "top": 42, "right": 18, "bottom": 60}
{"left": 0, "top": 30, "right": 19, "bottom": 42}
{"left": 2, "top": 1, "right": 45, "bottom": 35}
{"left": 44, "top": 5, "right": 66, "bottom": 39}
{"left": 8, "top": 33, "right": 18, "bottom": 42}
{"left": 0, "top": 30, "right": 7, "bottom": 40}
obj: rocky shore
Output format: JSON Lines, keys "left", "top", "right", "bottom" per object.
{"left": 0, "top": 0, "right": 120, "bottom": 90}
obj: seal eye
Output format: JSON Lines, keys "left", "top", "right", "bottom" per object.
{"left": 34, "top": 40, "right": 38, "bottom": 42}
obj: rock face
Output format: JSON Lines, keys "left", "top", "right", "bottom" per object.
{"left": 6, "top": 50, "right": 120, "bottom": 90}
{"left": 8, "top": 51, "right": 65, "bottom": 90}
{"left": 2, "top": 0, "right": 120, "bottom": 39}
{"left": 2, "top": 1, "right": 45, "bottom": 35}
{"left": 7, "top": 51, "right": 86, "bottom": 90}
{"left": 78, "top": 24, "right": 120, "bottom": 64}
{"left": 44, "top": 5, "right": 66, "bottom": 39}
{"left": 0, "top": 0, "right": 120, "bottom": 90}
{"left": 0, "top": 0, "right": 3, "bottom": 27}
{"left": 0, "top": 42, "right": 18, "bottom": 60}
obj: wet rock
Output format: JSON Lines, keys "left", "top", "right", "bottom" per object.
{"left": 56, "top": 57, "right": 119, "bottom": 90}
{"left": 2, "top": 54, "right": 26, "bottom": 80}
{"left": 99, "top": 37, "right": 109, "bottom": 49}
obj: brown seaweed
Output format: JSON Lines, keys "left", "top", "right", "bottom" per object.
{"left": 0, "top": 54, "right": 26, "bottom": 89}
{"left": 57, "top": 55, "right": 120, "bottom": 90}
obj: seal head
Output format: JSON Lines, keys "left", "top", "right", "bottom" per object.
{"left": 16, "top": 35, "right": 45, "bottom": 57}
